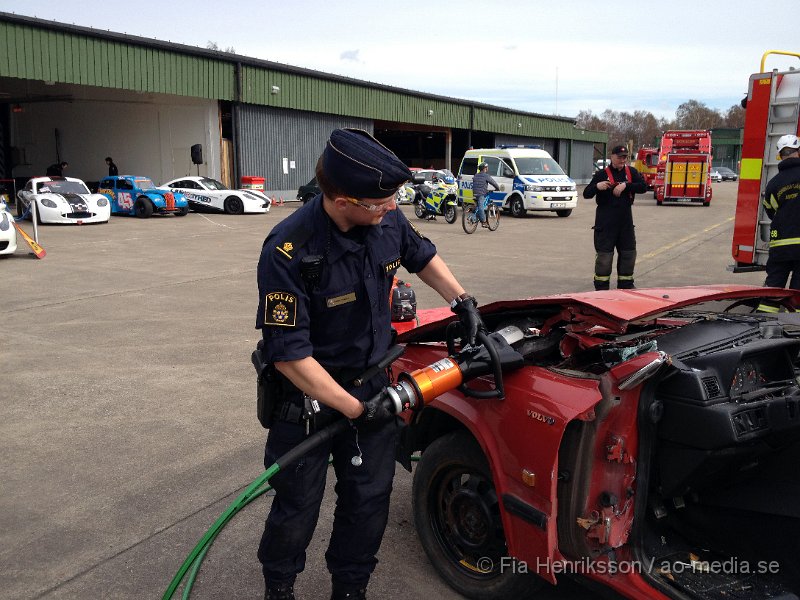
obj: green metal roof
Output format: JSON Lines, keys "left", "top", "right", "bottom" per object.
{"left": 0, "top": 12, "right": 606, "bottom": 143}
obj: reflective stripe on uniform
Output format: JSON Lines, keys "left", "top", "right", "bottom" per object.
{"left": 768, "top": 237, "right": 800, "bottom": 248}
{"left": 618, "top": 275, "right": 635, "bottom": 281}
{"left": 756, "top": 303, "right": 780, "bottom": 313}
{"left": 594, "top": 275, "right": 611, "bottom": 282}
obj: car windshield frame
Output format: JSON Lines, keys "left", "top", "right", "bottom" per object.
{"left": 200, "top": 177, "right": 228, "bottom": 190}
{"left": 514, "top": 157, "right": 567, "bottom": 176}
{"left": 134, "top": 178, "right": 156, "bottom": 190}
{"left": 38, "top": 180, "right": 90, "bottom": 194}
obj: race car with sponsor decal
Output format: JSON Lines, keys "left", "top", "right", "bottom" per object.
{"left": 458, "top": 147, "right": 578, "bottom": 218}
{"left": 98, "top": 176, "right": 189, "bottom": 218}
{"left": 0, "top": 198, "right": 18, "bottom": 255}
{"left": 15, "top": 176, "right": 111, "bottom": 224}
{"left": 163, "top": 176, "right": 270, "bottom": 214}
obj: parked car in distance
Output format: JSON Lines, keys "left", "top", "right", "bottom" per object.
{"left": 714, "top": 166, "right": 738, "bottom": 181}
{"left": 16, "top": 176, "right": 111, "bottom": 224}
{"left": 296, "top": 177, "right": 320, "bottom": 204}
{"left": 163, "top": 176, "right": 270, "bottom": 214}
{"left": 98, "top": 176, "right": 189, "bottom": 218}
{"left": 710, "top": 169, "right": 723, "bottom": 182}
{"left": 0, "top": 198, "right": 18, "bottom": 255}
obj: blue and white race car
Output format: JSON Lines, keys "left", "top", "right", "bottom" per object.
{"left": 0, "top": 198, "right": 18, "bottom": 255}
{"left": 162, "top": 176, "right": 271, "bottom": 214}
{"left": 98, "top": 176, "right": 189, "bottom": 218}
{"left": 16, "top": 176, "right": 111, "bottom": 224}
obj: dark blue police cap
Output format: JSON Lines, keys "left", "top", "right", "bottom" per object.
{"left": 323, "top": 129, "right": 412, "bottom": 199}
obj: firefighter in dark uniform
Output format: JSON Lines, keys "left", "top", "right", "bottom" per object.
{"left": 583, "top": 145, "right": 647, "bottom": 290}
{"left": 254, "top": 128, "right": 484, "bottom": 600}
{"left": 757, "top": 134, "right": 800, "bottom": 312}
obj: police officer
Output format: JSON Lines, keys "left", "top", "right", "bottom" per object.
{"left": 757, "top": 135, "right": 800, "bottom": 312}
{"left": 583, "top": 145, "right": 647, "bottom": 290}
{"left": 255, "top": 128, "right": 483, "bottom": 600}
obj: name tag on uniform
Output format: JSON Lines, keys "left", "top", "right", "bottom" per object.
{"left": 326, "top": 292, "right": 356, "bottom": 308}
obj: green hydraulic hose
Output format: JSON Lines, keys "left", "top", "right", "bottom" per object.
{"left": 163, "top": 418, "right": 350, "bottom": 600}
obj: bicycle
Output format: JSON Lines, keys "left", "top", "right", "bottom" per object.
{"left": 461, "top": 195, "right": 500, "bottom": 234}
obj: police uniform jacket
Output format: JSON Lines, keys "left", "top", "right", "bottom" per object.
{"left": 256, "top": 195, "right": 436, "bottom": 376}
{"left": 583, "top": 166, "right": 646, "bottom": 228}
{"left": 763, "top": 157, "right": 800, "bottom": 261}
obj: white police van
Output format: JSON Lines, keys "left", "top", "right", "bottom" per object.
{"left": 457, "top": 146, "right": 578, "bottom": 217}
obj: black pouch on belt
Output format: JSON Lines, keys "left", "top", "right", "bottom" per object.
{"left": 252, "top": 339, "right": 281, "bottom": 429}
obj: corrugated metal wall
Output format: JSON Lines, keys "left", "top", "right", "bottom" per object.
{"left": 241, "top": 66, "right": 470, "bottom": 128}
{"left": 238, "top": 105, "right": 371, "bottom": 191}
{"left": 0, "top": 21, "right": 235, "bottom": 99}
{"left": 570, "top": 141, "right": 596, "bottom": 184}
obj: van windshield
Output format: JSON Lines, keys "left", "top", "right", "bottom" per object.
{"left": 515, "top": 157, "right": 566, "bottom": 176}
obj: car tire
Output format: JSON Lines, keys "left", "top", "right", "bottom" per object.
{"left": 510, "top": 196, "right": 526, "bottom": 218}
{"left": 413, "top": 431, "right": 543, "bottom": 600}
{"left": 555, "top": 209, "right": 572, "bottom": 218}
{"left": 175, "top": 206, "right": 189, "bottom": 216}
{"left": 134, "top": 197, "right": 153, "bottom": 218}
{"left": 224, "top": 196, "right": 244, "bottom": 215}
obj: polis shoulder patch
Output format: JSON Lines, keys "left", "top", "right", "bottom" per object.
{"left": 409, "top": 221, "right": 427, "bottom": 240}
{"left": 264, "top": 291, "right": 298, "bottom": 326}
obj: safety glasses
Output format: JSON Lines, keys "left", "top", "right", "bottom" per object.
{"left": 345, "top": 194, "right": 397, "bottom": 213}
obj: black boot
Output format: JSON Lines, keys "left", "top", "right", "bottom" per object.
{"left": 265, "top": 580, "right": 296, "bottom": 600}
{"left": 330, "top": 582, "right": 367, "bottom": 600}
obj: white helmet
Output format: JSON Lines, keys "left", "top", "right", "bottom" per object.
{"left": 776, "top": 134, "right": 800, "bottom": 152}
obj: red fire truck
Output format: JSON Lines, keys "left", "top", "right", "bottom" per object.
{"left": 731, "top": 50, "right": 800, "bottom": 272}
{"left": 653, "top": 130, "right": 713, "bottom": 206}
{"left": 632, "top": 146, "right": 659, "bottom": 190}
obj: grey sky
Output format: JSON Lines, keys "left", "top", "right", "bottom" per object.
{"left": 3, "top": 0, "right": 800, "bottom": 119}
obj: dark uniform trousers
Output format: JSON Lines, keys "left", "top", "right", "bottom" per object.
{"left": 257, "top": 373, "right": 400, "bottom": 589}
{"left": 593, "top": 220, "right": 636, "bottom": 290}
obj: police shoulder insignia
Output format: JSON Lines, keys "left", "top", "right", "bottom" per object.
{"left": 264, "top": 291, "right": 298, "bottom": 327}
{"left": 276, "top": 242, "right": 295, "bottom": 259}
{"left": 409, "top": 222, "right": 426, "bottom": 240}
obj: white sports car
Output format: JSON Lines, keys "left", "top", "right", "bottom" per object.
{"left": 16, "top": 177, "right": 111, "bottom": 224}
{"left": 0, "top": 199, "right": 18, "bottom": 255}
{"left": 163, "top": 176, "right": 271, "bottom": 214}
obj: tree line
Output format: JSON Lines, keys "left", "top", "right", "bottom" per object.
{"left": 575, "top": 100, "right": 745, "bottom": 151}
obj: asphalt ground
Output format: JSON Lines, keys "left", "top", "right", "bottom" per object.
{"left": 1, "top": 182, "right": 766, "bottom": 600}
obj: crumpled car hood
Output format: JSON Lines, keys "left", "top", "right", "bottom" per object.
{"left": 397, "top": 285, "right": 800, "bottom": 342}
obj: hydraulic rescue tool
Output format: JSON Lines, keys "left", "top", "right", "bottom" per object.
{"left": 163, "top": 325, "right": 525, "bottom": 599}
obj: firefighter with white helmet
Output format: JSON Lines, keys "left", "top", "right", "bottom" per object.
{"left": 758, "top": 134, "right": 800, "bottom": 308}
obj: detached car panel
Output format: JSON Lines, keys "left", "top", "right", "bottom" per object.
{"left": 16, "top": 177, "right": 111, "bottom": 224}
{"left": 98, "top": 176, "right": 189, "bottom": 218}
{"left": 163, "top": 176, "right": 270, "bottom": 214}
{"left": 397, "top": 285, "right": 800, "bottom": 600}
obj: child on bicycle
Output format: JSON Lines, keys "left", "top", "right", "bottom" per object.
{"left": 473, "top": 162, "right": 499, "bottom": 227}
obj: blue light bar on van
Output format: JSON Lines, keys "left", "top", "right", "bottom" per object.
{"left": 498, "top": 144, "right": 542, "bottom": 149}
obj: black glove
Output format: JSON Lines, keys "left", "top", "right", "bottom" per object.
{"left": 354, "top": 390, "right": 395, "bottom": 426}
{"left": 451, "top": 294, "right": 485, "bottom": 346}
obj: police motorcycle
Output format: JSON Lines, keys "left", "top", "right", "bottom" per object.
{"left": 396, "top": 182, "right": 415, "bottom": 205}
{"left": 412, "top": 171, "right": 459, "bottom": 224}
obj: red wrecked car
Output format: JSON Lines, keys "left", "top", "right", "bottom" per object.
{"left": 395, "top": 285, "right": 800, "bottom": 600}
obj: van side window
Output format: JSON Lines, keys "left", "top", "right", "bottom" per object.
{"left": 460, "top": 157, "right": 478, "bottom": 176}
{"left": 484, "top": 157, "right": 502, "bottom": 177}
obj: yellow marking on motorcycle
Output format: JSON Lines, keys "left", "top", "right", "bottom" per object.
{"left": 641, "top": 218, "right": 733, "bottom": 260}
{"left": 740, "top": 158, "right": 763, "bottom": 181}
